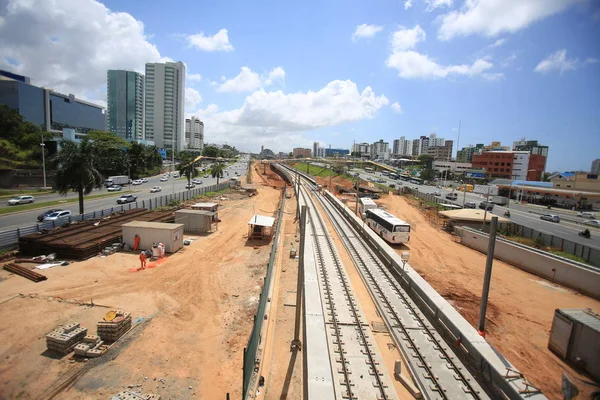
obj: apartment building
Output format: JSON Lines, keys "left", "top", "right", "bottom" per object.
{"left": 184, "top": 117, "right": 204, "bottom": 151}
{"left": 472, "top": 151, "right": 546, "bottom": 181}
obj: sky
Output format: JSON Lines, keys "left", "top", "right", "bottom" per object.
{"left": 0, "top": 0, "right": 599, "bottom": 171}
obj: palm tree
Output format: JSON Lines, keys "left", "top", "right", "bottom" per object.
{"left": 178, "top": 152, "right": 199, "bottom": 187}
{"left": 209, "top": 162, "right": 226, "bottom": 185}
{"left": 54, "top": 138, "right": 104, "bottom": 215}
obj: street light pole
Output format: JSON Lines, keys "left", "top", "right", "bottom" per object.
{"left": 40, "top": 138, "right": 47, "bottom": 189}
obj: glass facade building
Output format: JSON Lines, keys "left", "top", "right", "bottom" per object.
{"left": 106, "top": 70, "right": 144, "bottom": 140}
{"left": 0, "top": 80, "right": 104, "bottom": 134}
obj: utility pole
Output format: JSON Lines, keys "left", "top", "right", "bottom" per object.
{"left": 172, "top": 139, "right": 176, "bottom": 194}
{"left": 354, "top": 178, "right": 360, "bottom": 216}
{"left": 291, "top": 205, "right": 307, "bottom": 350}
{"left": 478, "top": 216, "right": 498, "bottom": 337}
{"left": 481, "top": 186, "right": 491, "bottom": 231}
{"left": 40, "top": 135, "right": 47, "bottom": 189}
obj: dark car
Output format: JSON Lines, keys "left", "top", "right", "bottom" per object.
{"left": 479, "top": 201, "right": 494, "bottom": 211}
{"left": 37, "top": 209, "right": 63, "bottom": 222}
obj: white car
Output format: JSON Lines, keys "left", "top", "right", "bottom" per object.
{"left": 8, "top": 195, "right": 35, "bottom": 205}
{"left": 192, "top": 179, "right": 203, "bottom": 184}
{"left": 540, "top": 214, "right": 560, "bottom": 223}
{"left": 583, "top": 220, "right": 600, "bottom": 228}
{"left": 160, "top": 176, "right": 168, "bottom": 182}
{"left": 43, "top": 210, "right": 72, "bottom": 221}
{"left": 578, "top": 212, "right": 596, "bottom": 219}
{"left": 107, "top": 185, "right": 122, "bottom": 192}
{"left": 150, "top": 186, "right": 162, "bottom": 193}
{"left": 132, "top": 179, "right": 143, "bottom": 185}
{"left": 141, "top": 178, "right": 148, "bottom": 183}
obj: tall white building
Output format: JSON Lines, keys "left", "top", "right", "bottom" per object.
{"left": 429, "top": 133, "right": 445, "bottom": 147}
{"left": 371, "top": 139, "right": 390, "bottom": 160}
{"left": 185, "top": 117, "right": 204, "bottom": 151}
{"left": 144, "top": 61, "right": 186, "bottom": 151}
{"left": 313, "top": 141, "right": 325, "bottom": 158}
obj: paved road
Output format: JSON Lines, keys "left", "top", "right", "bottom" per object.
{"left": 0, "top": 159, "right": 249, "bottom": 231}
{"left": 349, "top": 168, "right": 600, "bottom": 250}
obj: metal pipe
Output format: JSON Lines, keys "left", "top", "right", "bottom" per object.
{"left": 292, "top": 205, "right": 307, "bottom": 349}
{"left": 478, "top": 216, "right": 498, "bottom": 336}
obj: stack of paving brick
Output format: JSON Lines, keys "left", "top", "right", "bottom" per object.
{"left": 73, "top": 334, "right": 108, "bottom": 358}
{"left": 97, "top": 311, "right": 132, "bottom": 342}
{"left": 110, "top": 391, "right": 161, "bottom": 400}
{"left": 45, "top": 323, "right": 87, "bottom": 354}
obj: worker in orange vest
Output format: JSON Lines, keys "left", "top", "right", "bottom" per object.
{"left": 139, "top": 251, "right": 147, "bottom": 270}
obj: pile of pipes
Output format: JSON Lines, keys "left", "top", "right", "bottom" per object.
{"left": 45, "top": 323, "right": 87, "bottom": 354}
{"left": 110, "top": 391, "right": 161, "bottom": 400}
{"left": 74, "top": 334, "right": 109, "bottom": 358}
{"left": 98, "top": 310, "right": 132, "bottom": 342}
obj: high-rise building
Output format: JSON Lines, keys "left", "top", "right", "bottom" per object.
{"left": 456, "top": 144, "right": 484, "bottom": 163}
{"left": 185, "top": 117, "right": 204, "bottom": 151}
{"left": 482, "top": 141, "right": 510, "bottom": 152}
{"left": 393, "top": 139, "right": 400, "bottom": 155}
{"left": 371, "top": 139, "right": 390, "bottom": 160}
{"left": 427, "top": 140, "right": 453, "bottom": 161}
{"left": 513, "top": 138, "right": 549, "bottom": 174}
{"left": 144, "top": 61, "right": 186, "bottom": 151}
{"left": 412, "top": 139, "right": 420, "bottom": 156}
{"left": 418, "top": 135, "right": 430, "bottom": 155}
{"left": 592, "top": 159, "right": 600, "bottom": 175}
{"left": 292, "top": 147, "right": 311, "bottom": 158}
{"left": 106, "top": 70, "right": 144, "bottom": 141}
{"left": 352, "top": 142, "right": 371, "bottom": 157}
{"left": 429, "top": 133, "right": 445, "bottom": 147}
{"left": 313, "top": 141, "right": 326, "bottom": 158}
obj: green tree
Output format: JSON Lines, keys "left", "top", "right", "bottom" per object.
{"left": 417, "top": 154, "right": 434, "bottom": 169}
{"left": 178, "top": 152, "right": 200, "bottom": 186}
{"left": 209, "top": 162, "right": 226, "bottom": 185}
{"left": 420, "top": 168, "right": 436, "bottom": 182}
{"left": 54, "top": 138, "right": 104, "bottom": 215}
{"left": 331, "top": 162, "right": 345, "bottom": 175}
{"left": 203, "top": 145, "right": 220, "bottom": 158}
{"left": 0, "top": 105, "right": 52, "bottom": 168}
{"left": 86, "top": 130, "right": 130, "bottom": 176}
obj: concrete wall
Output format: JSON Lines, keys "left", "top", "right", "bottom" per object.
{"left": 455, "top": 227, "right": 600, "bottom": 300}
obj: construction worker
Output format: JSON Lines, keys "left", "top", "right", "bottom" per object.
{"left": 139, "top": 251, "right": 147, "bottom": 270}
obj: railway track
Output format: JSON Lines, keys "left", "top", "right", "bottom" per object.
{"left": 297, "top": 180, "right": 398, "bottom": 399}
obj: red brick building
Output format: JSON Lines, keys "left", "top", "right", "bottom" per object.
{"left": 292, "top": 147, "right": 311, "bottom": 158}
{"left": 472, "top": 151, "right": 546, "bottom": 181}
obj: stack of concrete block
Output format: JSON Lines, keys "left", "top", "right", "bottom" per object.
{"left": 73, "top": 334, "right": 108, "bottom": 358}
{"left": 45, "top": 323, "right": 87, "bottom": 354}
{"left": 110, "top": 391, "right": 161, "bottom": 400}
{"left": 97, "top": 311, "right": 132, "bottom": 342}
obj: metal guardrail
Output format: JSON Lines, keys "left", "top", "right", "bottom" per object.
{"left": 242, "top": 186, "right": 286, "bottom": 399}
{"left": 0, "top": 181, "right": 234, "bottom": 250}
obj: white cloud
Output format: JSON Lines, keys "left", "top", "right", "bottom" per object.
{"left": 188, "top": 80, "right": 389, "bottom": 150}
{"left": 425, "top": 0, "right": 453, "bottom": 12}
{"left": 391, "top": 25, "right": 426, "bottom": 51}
{"left": 0, "top": 0, "right": 169, "bottom": 101}
{"left": 490, "top": 38, "right": 506, "bottom": 48}
{"left": 391, "top": 102, "right": 403, "bottom": 113}
{"left": 386, "top": 25, "right": 496, "bottom": 79}
{"left": 534, "top": 49, "right": 577, "bottom": 74}
{"left": 187, "top": 73, "right": 202, "bottom": 82}
{"left": 438, "top": 0, "right": 583, "bottom": 41}
{"left": 404, "top": 0, "right": 413, "bottom": 10}
{"left": 186, "top": 28, "right": 233, "bottom": 52}
{"left": 483, "top": 72, "right": 504, "bottom": 80}
{"left": 585, "top": 57, "right": 599, "bottom": 64}
{"left": 500, "top": 53, "right": 517, "bottom": 67}
{"left": 218, "top": 66, "right": 286, "bottom": 93}
{"left": 185, "top": 88, "right": 203, "bottom": 111}
{"left": 352, "top": 24, "right": 384, "bottom": 41}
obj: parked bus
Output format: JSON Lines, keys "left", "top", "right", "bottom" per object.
{"left": 365, "top": 209, "right": 410, "bottom": 244}
{"left": 358, "top": 197, "right": 378, "bottom": 218}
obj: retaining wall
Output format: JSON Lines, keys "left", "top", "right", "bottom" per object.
{"left": 455, "top": 226, "right": 600, "bottom": 300}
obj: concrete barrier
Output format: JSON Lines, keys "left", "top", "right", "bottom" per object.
{"left": 455, "top": 226, "right": 600, "bottom": 300}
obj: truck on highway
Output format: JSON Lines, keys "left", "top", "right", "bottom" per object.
{"left": 490, "top": 195, "right": 509, "bottom": 205}
{"left": 105, "top": 175, "right": 129, "bottom": 187}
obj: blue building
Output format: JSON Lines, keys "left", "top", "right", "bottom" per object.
{"left": 0, "top": 72, "right": 105, "bottom": 136}
{"left": 325, "top": 148, "right": 350, "bottom": 157}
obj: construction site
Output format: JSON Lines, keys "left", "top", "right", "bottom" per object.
{"left": 1, "top": 161, "right": 599, "bottom": 400}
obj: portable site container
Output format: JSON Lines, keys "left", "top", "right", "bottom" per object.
{"left": 548, "top": 308, "right": 600, "bottom": 381}
{"left": 191, "top": 202, "right": 218, "bottom": 212}
{"left": 122, "top": 221, "right": 184, "bottom": 253}
{"left": 174, "top": 209, "right": 215, "bottom": 233}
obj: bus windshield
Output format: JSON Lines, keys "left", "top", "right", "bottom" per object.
{"left": 394, "top": 225, "right": 410, "bottom": 232}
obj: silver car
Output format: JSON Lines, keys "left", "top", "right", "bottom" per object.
{"left": 540, "top": 214, "right": 560, "bottom": 223}
{"left": 8, "top": 195, "right": 35, "bottom": 205}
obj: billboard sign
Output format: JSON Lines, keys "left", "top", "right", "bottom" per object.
{"left": 465, "top": 172, "right": 486, "bottom": 179}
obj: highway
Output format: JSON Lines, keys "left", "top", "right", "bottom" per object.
{"left": 349, "top": 168, "right": 600, "bottom": 250}
{"left": 0, "top": 160, "right": 248, "bottom": 231}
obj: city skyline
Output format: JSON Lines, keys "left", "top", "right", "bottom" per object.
{"left": 0, "top": 0, "right": 598, "bottom": 170}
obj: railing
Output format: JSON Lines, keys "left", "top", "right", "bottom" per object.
{"left": 0, "top": 181, "right": 235, "bottom": 250}
{"left": 242, "top": 186, "right": 286, "bottom": 399}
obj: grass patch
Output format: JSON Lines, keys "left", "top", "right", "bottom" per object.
{"left": 0, "top": 189, "right": 55, "bottom": 200}
{"left": 502, "top": 235, "right": 591, "bottom": 265}
{"left": 292, "top": 162, "right": 336, "bottom": 177}
{"left": 0, "top": 190, "right": 138, "bottom": 216}
{"left": 550, "top": 251, "right": 588, "bottom": 264}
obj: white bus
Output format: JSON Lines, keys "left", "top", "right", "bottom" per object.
{"left": 358, "top": 197, "right": 377, "bottom": 218}
{"left": 365, "top": 208, "right": 410, "bottom": 244}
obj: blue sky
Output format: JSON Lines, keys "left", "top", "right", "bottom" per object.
{"left": 1, "top": 0, "right": 599, "bottom": 171}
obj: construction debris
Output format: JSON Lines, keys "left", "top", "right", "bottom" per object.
{"left": 45, "top": 323, "right": 87, "bottom": 354}
{"left": 98, "top": 310, "right": 132, "bottom": 342}
{"left": 3, "top": 263, "right": 47, "bottom": 282}
{"left": 110, "top": 391, "right": 161, "bottom": 400}
{"left": 73, "top": 334, "right": 109, "bottom": 358}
